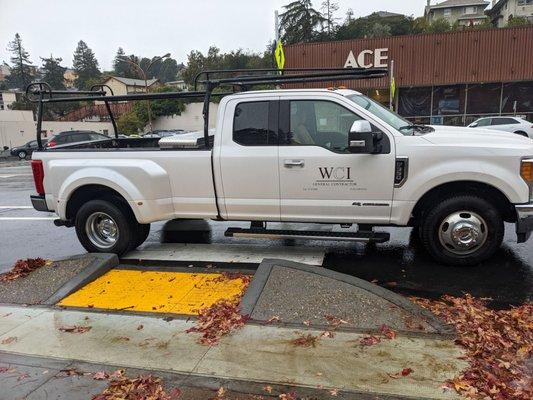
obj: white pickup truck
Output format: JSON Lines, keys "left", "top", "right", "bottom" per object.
{"left": 28, "top": 73, "right": 533, "bottom": 266}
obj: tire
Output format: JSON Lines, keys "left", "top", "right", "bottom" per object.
{"left": 132, "top": 223, "right": 150, "bottom": 250}
{"left": 514, "top": 131, "right": 528, "bottom": 137}
{"left": 75, "top": 199, "right": 138, "bottom": 255}
{"left": 17, "top": 150, "right": 27, "bottom": 160}
{"left": 419, "top": 195, "right": 504, "bottom": 266}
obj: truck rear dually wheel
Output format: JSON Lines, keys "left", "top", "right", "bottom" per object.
{"left": 75, "top": 199, "right": 138, "bottom": 255}
{"left": 419, "top": 195, "right": 504, "bottom": 266}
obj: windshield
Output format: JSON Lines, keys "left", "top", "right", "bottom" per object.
{"left": 347, "top": 94, "right": 414, "bottom": 135}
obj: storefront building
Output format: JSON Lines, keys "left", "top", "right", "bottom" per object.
{"left": 284, "top": 26, "right": 533, "bottom": 125}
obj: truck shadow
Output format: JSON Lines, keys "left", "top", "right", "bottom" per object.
{"left": 324, "top": 228, "right": 533, "bottom": 308}
{"left": 156, "top": 220, "right": 532, "bottom": 307}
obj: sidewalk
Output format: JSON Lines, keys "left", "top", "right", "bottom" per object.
{"left": 0, "top": 304, "right": 466, "bottom": 399}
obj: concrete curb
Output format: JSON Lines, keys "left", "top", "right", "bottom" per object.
{"left": 44, "top": 253, "right": 118, "bottom": 305}
{"left": 240, "top": 258, "right": 454, "bottom": 336}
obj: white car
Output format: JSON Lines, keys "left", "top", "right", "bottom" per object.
{"left": 468, "top": 116, "right": 533, "bottom": 139}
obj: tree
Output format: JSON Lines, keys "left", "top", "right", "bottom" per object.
{"left": 279, "top": 0, "right": 325, "bottom": 44}
{"left": 5, "top": 33, "right": 35, "bottom": 89}
{"left": 411, "top": 16, "right": 430, "bottom": 34}
{"left": 180, "top": 46, "right": 271, "bottom": 87}
{"left": 117, "top": 111, "right": 143, "bottom": 135}
{"left": 368, "top": 22, "right": 391, "bottom": 38}
{"left": 113, "top": 47, "right": 130, "bottom": 77}
{"left": 40, "top": 55, "right": 66, "bottom": 89}
{"left": 321, "top": 0, "right": 339, "bottom": 37}
{"left": 73, "top": 40, "right": 101, "bottom": 89}
{"left": 428, "top": 18, "right": 452, "bottom": 33}
{"left": 506, "top": 16, "right": 530, "bottom": 27}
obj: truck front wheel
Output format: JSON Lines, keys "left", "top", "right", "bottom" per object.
{"left": 75, "top": 199, "right": 137, "bottom": 255}
{"left": 419, "top": 195, "right": 504, "bottom": 266}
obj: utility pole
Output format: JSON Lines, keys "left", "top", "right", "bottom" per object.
{"left": 275, "top": 10, "right": 280, "bottom": 41}
{"left": 118, "top": 53, "right": 170, "bottom": 133}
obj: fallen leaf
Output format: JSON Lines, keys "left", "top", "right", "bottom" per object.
{"left": 264, "top": 385, "right": 273, "bottom": 393}
{"left": 291, "top": 333, "right": 320, "bottom": 348}
{"left": 137, "top": 324, "right": 144, "bottom": 331}
{"left": 380, "top": 324, "right": 397, "bottom": 340}
{"left": 412, "top": 294, "right": 533, "bottom": 400}
{"left": 59, "top": 325, "right": 91, "bottom": 334}
{"left": 1, "top": 336, "right": 17, "bottom": 345}
{"left": 329, "top": 388, "right": 339, "bottom": 396}
{"left": 279, "top": 393, "right": 297, "bottom": 400}
{"left": 359, "top": 335, "right": 381, "bottom": 346}
{"left": 17, "top": 373, "right": 29, "bottom": 381}
{"left": 303, "top": 320, "right": 311, "bottom": 326}
{"left": 93, "top": 371, "right": 109, "bottom": 380}
{"left": 59, "top": 368, "right": 85, "bottom": 376}
{"left": 0, "top": 258, "right": 49, "bottom": 281}
{"left": 265, "top": 315, "right": 281, "bottom": 324}
{"left": 92, "top": 372, "right": 180, "bottom": 400}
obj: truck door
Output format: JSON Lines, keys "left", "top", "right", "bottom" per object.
{"left": 217, "top": 97, "right": 280, "bottom": 221}
{"left": 278, "top": 98, "right": 396, "bottom": 224}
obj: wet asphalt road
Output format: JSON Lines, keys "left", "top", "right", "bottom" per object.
{"left": 0, "top": 159, "right": 531, "bottom": 306}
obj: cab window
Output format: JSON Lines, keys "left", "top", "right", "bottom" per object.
{"left": 286, "top": 100, "right": 362, "bottom": 153}
{"left": 233, "top": 101, "right": 277, "bottom": 146}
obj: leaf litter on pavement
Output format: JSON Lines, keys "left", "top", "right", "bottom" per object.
{"left": 186, "top": 272, "right": 251, "bottom": 345}
{"left": 0, "top": 258, "right": 52, "bottom": 281}
{"left": 413, "top": 294, "right": 532, "bottom": 400}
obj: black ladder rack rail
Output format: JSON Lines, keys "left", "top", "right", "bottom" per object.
{"left": 27, "top": 67, "right": 387, "bottom": 150}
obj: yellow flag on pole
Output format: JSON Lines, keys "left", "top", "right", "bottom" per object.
{"left": 275, "top": 40, "right": 285, "bottom": 70}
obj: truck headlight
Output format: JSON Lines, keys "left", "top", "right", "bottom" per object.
{"left": 521, "top": 159, "right": 533, "bottom": 201}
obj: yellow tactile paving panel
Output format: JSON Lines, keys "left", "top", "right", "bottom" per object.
{"left": 58, "top": 269, "right": 248, "bottom": 315}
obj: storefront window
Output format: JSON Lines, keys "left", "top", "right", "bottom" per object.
{"left": 398, "top": 87, "right": 431, "bottom": 117}
{"left": 367, "top": 88, "right": 390, "bottom": 107}
{"left": 432, "top": 85, "right": 465, "bottom": 115}
{"left": 502, "top": 81, "right": 533, "bottom": 113}
{"left": 466, "top": 83, "right": 501, "bottom": 114}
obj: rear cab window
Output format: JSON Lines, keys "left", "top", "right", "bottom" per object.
{"left": 233, "top": 101, "right": 277, "bottom": 146}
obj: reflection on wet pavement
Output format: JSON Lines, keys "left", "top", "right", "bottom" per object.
{"left": 156, "top": 220, "right": 532, "bottom": 307}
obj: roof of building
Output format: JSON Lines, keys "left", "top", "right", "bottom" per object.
{"left": 105, "top": 76, "right": 159, "bottom": 86}
{"left": 367, "top": 11, "right": 405, "bottom": 18}
{"left": 427, "top": 0, "right": 489, "bottom": 9}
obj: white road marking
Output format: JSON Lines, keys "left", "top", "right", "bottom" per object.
{"left": 0, "top": 174, "right": 32, "bottom": 178}
{"left": 0, "top": 217, "right": 58, "bottom": 221}
{"left": 0, "top": 206, "right": 33, "bottom": 209}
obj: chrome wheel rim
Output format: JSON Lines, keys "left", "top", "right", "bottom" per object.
{"left": 85, "top": 212, "right": 118, "bottom": 249}
{"left": 438, "top": 211, "right": 488, "bottom": 255}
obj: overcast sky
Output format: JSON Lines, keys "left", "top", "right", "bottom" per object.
{"left": 0, "top": 0, "right": 427, "bottom": 70}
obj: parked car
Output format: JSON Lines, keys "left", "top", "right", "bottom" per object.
{"left": 468, "top": 116, "right": 533, "bottom": 139}
{"left": 46, "top": 131, "right": 109, "bottom": 148}
{"left": 10, "top": 139, "right": 48, "bottom": 159}
{"left": 143, "top": 130, "right": 187, "bottom": 138}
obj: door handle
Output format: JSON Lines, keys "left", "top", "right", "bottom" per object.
{"left": 284, "top": 160, "right": 305, "bottom": 168}
{"left": 349, "top": 140, "right": 366, "bottom": 147}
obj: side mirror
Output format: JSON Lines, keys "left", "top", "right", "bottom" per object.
{"left": 349, "top": 120, "right": 382, "bottom": 154}
{"left": 469, "top": 122, "right": 478, "bottom": 127}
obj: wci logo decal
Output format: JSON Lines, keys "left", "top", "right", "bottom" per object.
{"left": 315, "top": 167, "right": 357, "bottom": 188}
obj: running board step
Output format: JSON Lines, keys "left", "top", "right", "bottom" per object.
{"left": 224, "top": 228, "right": 390, "bottom": 243}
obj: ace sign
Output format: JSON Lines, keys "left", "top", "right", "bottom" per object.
{"left": 344, "top": 48, "right": 388, "bottom": 69}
